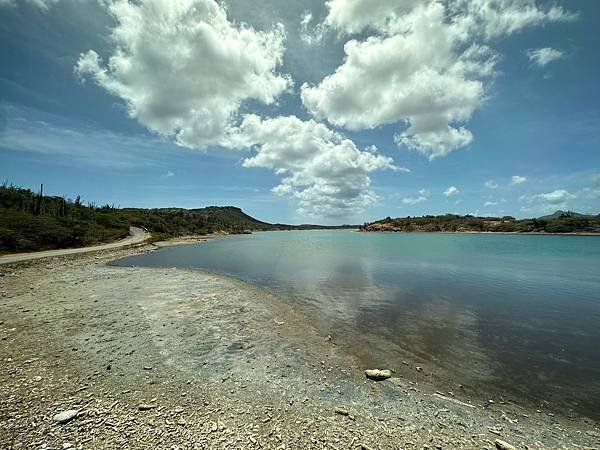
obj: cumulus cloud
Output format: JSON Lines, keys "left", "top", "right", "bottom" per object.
{"left": 519, "top": 189, "right": 578, "bottom": 215}
{"left": 521, "top": 189, "right": 577, "bottom": 205}
{"left": 75, "top": 0, "right": 291, "bottom": 149}
{"left": 510, "top": 175, "right": 527, "bottom": 185}
{"left": 226, "top": 115, "right": 397, "bottom": 218}
{"left": 402, "top": 189, "right": 430, "bottom": 205}
{"left": 526, "top": 47, "right": 564, "bottom": 66}
{"left": 484, "top": 180, "right": 498, "bottom": 189}
{"left": 302, "top": 2, "right": 489, "bottom": 160}
{"left": 72, "top": 0, "right": 412, "bottom": 218}
{"left": 322, "top": 0, "right": 420, "bottom": 35}
{"left": 301, "top": 0, "right": 575, "bottom": 160}
{"left": 323, "top": 0, "right": 574, "bottom": 37}
{"left": 443, "top": 186, "right": 459, "bottom": 197}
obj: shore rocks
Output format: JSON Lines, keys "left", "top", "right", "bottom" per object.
{"left": 365, "top": 369, "right": 392, "bottom": 381}
{"left": 53, "top": 409, "right": 79, "bottom": 424}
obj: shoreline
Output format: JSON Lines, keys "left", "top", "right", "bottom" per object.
{"left": 358, "top": 230, "right": 600, "bottom": 236}
{"left": 1, "top": 244, "right": 599, "bottom": 448}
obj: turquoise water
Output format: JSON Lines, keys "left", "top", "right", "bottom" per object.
{"left": 116, "top": 231, "right": 600, "bottom": 418}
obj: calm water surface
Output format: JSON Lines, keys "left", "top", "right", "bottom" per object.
{"left": 116, "top": 231, "right": 600, "bottom": 418}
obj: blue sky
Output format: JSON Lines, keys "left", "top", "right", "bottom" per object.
{"left": 0, "top": 0, "right": 599, "bottom": 224}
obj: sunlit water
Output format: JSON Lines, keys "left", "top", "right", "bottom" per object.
{"left": 115, "top": 230, "right": 600, "bottom": 419}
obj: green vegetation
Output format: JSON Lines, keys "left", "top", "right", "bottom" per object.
{"left": 360, "top": 212, "right": 600, "bottom": 234}
{"left": 0, "top": 183, "right": 353, "bottom": 253}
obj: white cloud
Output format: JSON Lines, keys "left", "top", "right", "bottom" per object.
{"left": 162, "top": 170, "right": 175, "bottom": 178}
{"left": 484, "top": 200, "right": 498, "bottom": 206}
{"left": 510, "top": 175, "right": 527, "bottom": 185}
{"left": 302, "top": 2, "right": 490, "bottom": 160}
{"left": 402, "top": 188, "right": 429, "bottom": 205}
{"left": 72, "top": 0, "right": 412, "bottom": 218}
{"left": 450, "top": 0, "right": 576, "bottom": 40}
{"left": 323, "top": 0, "right": 575, "bottom": 38}
{"left": 484, "top": 180, "right": 498, "bottom": 189}
{"left": 301, "top": 0, "right": 575, "bottom": 160}
{"left": 519, "top": 188, "right": 578, "bottom": 215}
{"left": 225, "top": 114, "right": 397, "bottom": 218}
{"left": 443, "top": 186, "right": 459, "bottom": 197}
{"left": 299, "top": 10, "right": 325, "bottom": 45}
{"left": 322, "top": 0, "right": 420, "bottom": 35}
{"left": 526, "top": 47, "right": 564, "bottom": 67}
{"left": 521, "top": 189, "right": 577, "bottom": 205}
{"left": 75, "top": 0, "right": 291, "bottom": 150}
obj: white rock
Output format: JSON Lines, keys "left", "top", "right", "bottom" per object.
{"left": 365, "top": 369, "right": 392, "bottom": 381}
{"left": 495, "top": 439, "right": 517, "bottom": 450}
{"left": 53, "top": 410, "right": 79, "bottom": 424}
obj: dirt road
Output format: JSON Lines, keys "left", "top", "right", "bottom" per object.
{"left": 0, "top": 226, "right": 149, "bottom": 265}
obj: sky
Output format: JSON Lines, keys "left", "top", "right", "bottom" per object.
{"left": 0, "top": 0, "right": 599, "bottom": 225}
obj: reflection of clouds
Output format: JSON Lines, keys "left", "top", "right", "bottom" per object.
{"left": 383, "top": 294, "right": 495, "bottom": 381}
{"left": 270, "top": 235, "right": 496, "bottom": 385}
{"left": 315, "top": 258, "right": 386, "bottom": 322}
{"left": 125, "top": 231, "right": 600, "bottom": 418}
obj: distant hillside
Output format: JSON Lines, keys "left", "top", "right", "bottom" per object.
{"left": 0, "top": 183, "right": 350, "bottom": 253}
{"left": 360, "top": 213, "right": 600, "bottom": 234}
{"left": 120, "top": 206, "right": 279, "bottom": 237}
{"left": 538, "top": 210, "right": 589, "bottom": 221}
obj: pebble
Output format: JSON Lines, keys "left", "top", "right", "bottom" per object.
{"left": 53, "top": 409, "right": 79, "bottom": 424}
{"left": 494, "top": 439, "right": 517, "bottom": 450}
{"left": 334, "top": 407, "right": 349, "bottom": 416}
{"left": 138, "top": 404, "right": 157, "bottom": 411}
{"left": 365, "top": 369, "right": 392, "bottom": 381}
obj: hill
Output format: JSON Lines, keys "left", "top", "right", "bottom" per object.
{"left": 360, "top": 213, "right": 600, "bottom": 234}
{"left": 0, "top": 183, "right": 351, "bottom": 253}
{"left": 538, "top": 210, "right": 589, "bottom": 221}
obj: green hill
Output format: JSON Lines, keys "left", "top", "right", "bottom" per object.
{"left": 0, "top": 184, "right": 275, "bottom": 253}
{"left": 360, "top": 213, "right": 600, "bottom": 234}
{"left": 538, "top": 210, "right": 589, "bottom": 221}
{"left": 0, "top": 183, "right": 358, "bottom": 253}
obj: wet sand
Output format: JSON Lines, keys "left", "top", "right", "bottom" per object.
{"left": 0, "top": 243, "right": 598, "bottom": 449}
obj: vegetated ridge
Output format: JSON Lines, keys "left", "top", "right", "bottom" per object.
{"left": 0, "top": 183, "right": 353, "bottom": 253}
{"left": 360, "top": 212, "right": 600, "bottom": 234}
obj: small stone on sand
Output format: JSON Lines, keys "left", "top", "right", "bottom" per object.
{"left": 365, "top": 369, "right": 392, "bottom": 381}
{"left": 53, "top": 409, "right": 79, "bottom": 424}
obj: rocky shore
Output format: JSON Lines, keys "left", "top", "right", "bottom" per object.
{"left": 1, "top": 243, "right": 598, "bottom": 449}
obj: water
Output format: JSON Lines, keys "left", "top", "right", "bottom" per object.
{"left": 115, "top": 230, "right": 600, "bottom": 419}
